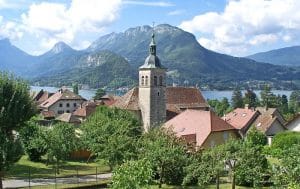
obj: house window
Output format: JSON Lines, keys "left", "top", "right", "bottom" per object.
{"left": 57, "top": 110, "right": 64, "bottom": 114}
{"left": 66, "top": 103, "right": 70, "bottom": 107}
{"left": 159, "top": 76, "right": 163, "bottom": 86}
{"left": 145, "top": 76, "right": 148, "bottom": 86}
{"left": 158, "top": 92, "right": 160, "bottom": 96}
{"left": 223, "top": 131, "right": 229, "bottom": 141}
{"left": 73, "top": 103, "right": 77, "bottom": 107}
{"left": 154, "top": 76, "right": 158, "bottom": 86}
{"left": 66, "top": 110, "right": 70, "bottom": 113}
{"left": 59, "top": 103, "right": 63, "bottom": 107}
{"left": 141, "top": 76, "right": 145, "bottom": 85}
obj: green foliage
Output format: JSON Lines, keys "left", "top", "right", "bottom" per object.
{"left": 289, "top": 90, "right": 300, "bottom": 113}
{"left": 82, "top": 106, "right": 141, "bottom": 169}
{"left": 0, "top": 72, "right": 35, "bottom": 133}
{"left": 139, "top": 128, "right": 188, "bottom": 187}
{"left": 46, "top": 122, "right": 78, "bottom": 173}
{"left": 272, "top": 144, "right": 300, "bottom": 187}
{"left": 72, "top": 83, "right": 79, "bottom": 95}
{"left": 271, "top": 131, "right": 300, "bottom": 155}
{"left": 93, "top": 88, "right": 106, "bottom": 100}
{"left": 0, "top": 72, "right": 35, "bottom": 187}
{"left": 19, "top": 121, "right": 47, "bottom": 162}
{"left": 243, "top": 89, "right": 258, "bottom": 108}
{"left": 0, "top": 132, "right": 23, "bottom": 172}
{"left": 111, "top": 159, "right": 153, "bottom": 189}
{"left": 260, "top": 85, "right": 279, "bottom": 109}
{"left": 245, "top": 127, "right": 267, "bottom": 147}
{"left": 208, "top": 98, "right": 232, "bottom": 116}
{"left": 231, "top": 88, "right": 244, "bottom": 109}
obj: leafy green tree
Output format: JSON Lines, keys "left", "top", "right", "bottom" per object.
{"left": 208, "top": 98, "right": 232, "bottom": 116}
{"left": 111, "top": 159, "right": 153, "bottom": 189}
{"left": 231, "top": 88, "right": 244, "bottom": 109}
{"left": 139, "top": 128, "right": 188, "bottom": 188}
{"left": 183, "top": 147, "right": 225, "bottom": 189}
{"left": 289, "top": 90, "right": 300, "bottom": 113}
{"left": 19, "top": 121, "right": 47, "bottom": 161}
{"left": 272, "top": 144, "right": 300, "bottom": 188}
{"left": 72, "top": 83, "right": 79, "bottom": 95}
{"left": 260, "top": 84, "right": 279, "bottom": 109}
{"left": 245, "top": 127, "right": 267, "bottom": 147}
{"left": 271, "top": 131, "right": 300, "bottom": 156}
{"left": 47, "top": 122, "right": 78, "bottom": 174}
{"left": 93, "top": 88, "right": 106, "bottom": 100}
{"left": 82, "top": 106, "right": 141, "bottom": 170}
{"left": 243, "top": 89, "right": 257, "bottom": 108}
{"left": 0, "top": 73, "right": 35, "bottom": 188}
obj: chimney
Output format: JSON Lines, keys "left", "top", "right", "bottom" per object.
{"left": 245, "top": 104, "right": 249, "bottom": 109}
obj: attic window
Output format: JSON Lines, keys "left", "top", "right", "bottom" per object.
{"left": 257, "top": 122, "right": 262, "bottom": 127}
{"left": 157, "top": 92, "right": 160, "bottom": 96}
{"left": 242, "top": 113, "right": 247, "bottom": 117}
{"left": 179, "top": 128, "right": 185, "bottom": 132}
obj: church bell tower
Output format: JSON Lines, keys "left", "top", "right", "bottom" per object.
{"left": 138, "top": 29, "right": 167, "bottom": 132}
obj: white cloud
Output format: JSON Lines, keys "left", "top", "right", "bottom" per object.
{"left": 167, "top": 10, "right": 185, "bottom": 16}
{"left": 0, "top": 0, "right": 18, "bottom": 9}
{"left": 21, "top": 0, "right": 122, "bottom": 51}
{"left": 0, "top": 17, "right": 23, "bottom": 40}
{"left": 123, "top": 0, "right": 174, "bottom": 7}
{"left": 179, "top": 0, "right": 300, "bottom": 56}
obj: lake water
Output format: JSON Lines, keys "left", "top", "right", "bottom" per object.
{"left": 30, "top": 86, "right": 293, "bottom": 101}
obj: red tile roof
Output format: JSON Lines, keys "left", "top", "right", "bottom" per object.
{"left": 73, "top": 101, "right": 97, "bottom": 118}
{"left": 224, "top": 108, "right": 259, "bottom": 130}
{"left": 112, "top": 87, "right": 209, "bottom": 112}
{"left": 56, "top": 113, "right": 81, "bottom": 124}
{"left": 40, "top": 89, "right": 85, "bottom": 108}
{"left": 41, "top": 110, "right": 55, "bottom": 118}
{"left": 164, "top": 109, "right": 236, "bottom": 147}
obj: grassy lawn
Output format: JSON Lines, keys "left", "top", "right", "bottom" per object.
{"left": 20, "top": 180, "right": 109, "bottom": 189}
{"left": 5, "top": 155, "right": 110, "bottom": 179}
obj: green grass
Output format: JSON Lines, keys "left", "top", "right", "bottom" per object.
{"left": 5, "top": 155, "right": 110, "bottom": 179}
{"left": 149, "top": 184, "right": 269, "bottom": 188}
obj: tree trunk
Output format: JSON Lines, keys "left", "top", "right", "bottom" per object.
{"left": 56, "top": 159, "right": 60, "bottom": 175}
{"left": 216, "top": 171, "right": 220, "bottom": 189}
{"left": 159, "top": 165, "right": 164, "bottom": 188}
{"left": 231, "top": 171, "right": 235, "bottom": 189}
{"left": 0, "top": 171, "right": 3, "bottom": 189}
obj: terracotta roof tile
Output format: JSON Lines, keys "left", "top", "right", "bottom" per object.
{"left": 40, "top": 89, "right": 85, "bottom": 108}
{"left": 56, "top": 113, "right": 81, "bottom": 124}
{"left": 73, "top": 101, "right": 97, "bottom": 118}
{"left": 112, "top": 87, "right": 209, "bottom": 112}
{"left": 164, "top": 110, "right": 236, "bottom": 147}
{"left": 41, "top": 111, "right": 55, "bottom": 118}
{"left": 224, "top": 108, "right": 259, "bottom": 130}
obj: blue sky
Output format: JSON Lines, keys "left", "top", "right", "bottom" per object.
{"left": 1, "top": 0, "right": 300, "bottom": 56}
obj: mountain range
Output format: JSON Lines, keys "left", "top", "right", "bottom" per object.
{"left": 0, "top": 24, "right": 300, "bottom": 90}
{"left": 247, "top": 46, "right": 300, "bottom": 66}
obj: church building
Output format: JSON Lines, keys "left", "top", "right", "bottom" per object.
{"left": 113, "top": 31, "right": 209, "bottom": 131}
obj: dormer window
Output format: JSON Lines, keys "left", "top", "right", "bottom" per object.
{"left": 141, "top": 76, "right": 145, "bottom": 86}
{"left": 154, "top": 76, "right": 157, "bottom": 86}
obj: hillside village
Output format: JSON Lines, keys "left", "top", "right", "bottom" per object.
{"left": 32, "top": 33, "right": 299, "bottom": 146}
{"left": 1, "top": 30, "right": 300, "bottom": 189}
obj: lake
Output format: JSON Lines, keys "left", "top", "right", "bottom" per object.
{"left": 30, "top": 86, "right": 293, "bottom": 101}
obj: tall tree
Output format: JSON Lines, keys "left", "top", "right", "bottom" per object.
{"left": 260, "top": 84, "right": 278, "bottom": 109}
{"left": 72, "top": 83, "right": 79, "bottom": 95}
{"left": 93, "top": 88, "right": 106, "bottom": 100}
{"left": 231, "top": 88, "right": 244, "bottom": 109}
{"left": 46, "top": 122, "right": 78, "bottom": 174}
{"left": 82, "top": 106, "right": 141, "bottom": 170}
{"left": 243, "top": 89, "right": 257, "bottom": 108}
{"left": 289, "top": 90, "right": 300, "bottom": 113}
{"left": 0, "top": 73, "right": 35, "bottom": 189}
{"left": 19, "top": 120, "right": 47, "bottom": 162}
{"left": 139, "top": 128, "right": 188, "bottom": 188}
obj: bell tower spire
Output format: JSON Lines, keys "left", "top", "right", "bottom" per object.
{"left": 139, "top": 23, "right": 167, "bottom": 132}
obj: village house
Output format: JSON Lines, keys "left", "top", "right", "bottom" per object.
{"left": 285, "top": 113, "right": 300, "bottom": 132}
{"left": 225, "top": 106, "right": 287, "bottom": 144}
{"left": 32, "top": 89, "right": 54, "bottom": 105}
{"left": 164, "top": 110, "right": 239, "bottom": 149}
{"left": 112, "top": 32, "right": 209, "bottom": 131}
{"left": 39, "top": 88, "right": 86, "bottom": 117}
{"left": 224, "top": 107, "right": 260, "bottom": 137}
